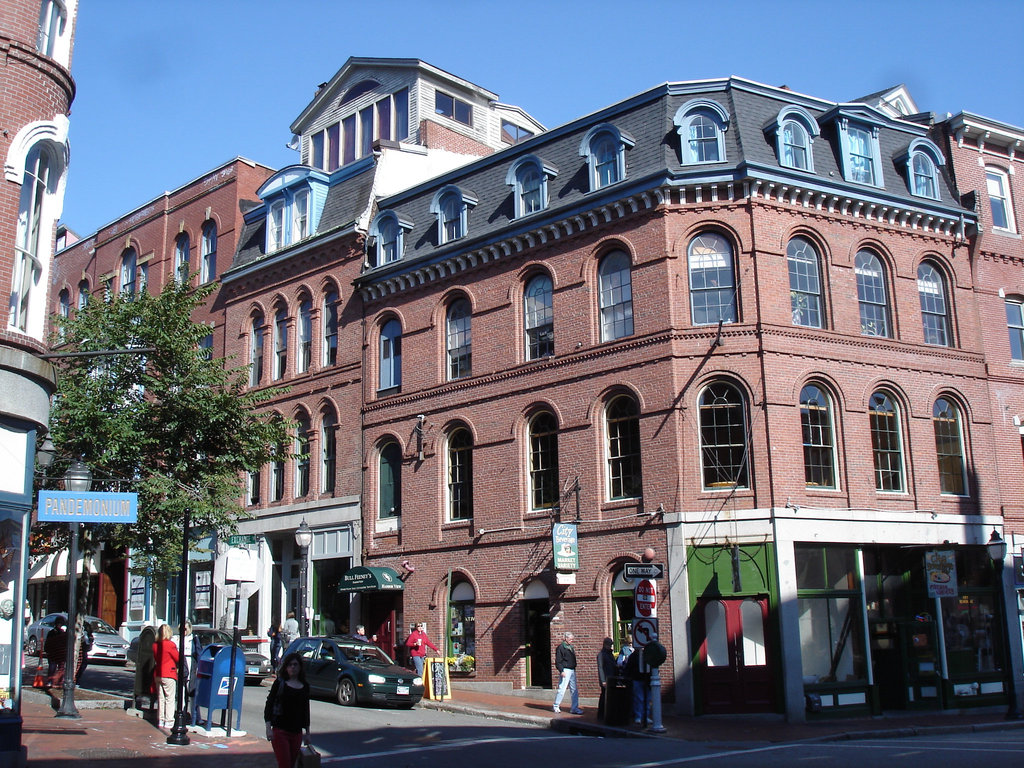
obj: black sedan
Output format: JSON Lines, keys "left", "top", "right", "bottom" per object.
{"left": 285, "top": 636, "right": 424, "bottom": 708}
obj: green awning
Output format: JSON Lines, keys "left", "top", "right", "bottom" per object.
{"left": 338, "top": 566, "right": 405, "bottom": 593}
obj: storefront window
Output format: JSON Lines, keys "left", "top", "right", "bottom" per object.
{"left": 942, "top": 594, "right": 1002, "bottom": 676}
{"left": 798, "top": 596, "right": 866, "bottom": 682}
{"left": 449, "top": 581, "right": 476, "bottom": 671}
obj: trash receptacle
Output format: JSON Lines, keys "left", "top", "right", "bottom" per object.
{"left": 604, "top": 674, "right": 631, "bottom": 726}
{"left": 192, "top": 644, "right": 245, "bottom": 732}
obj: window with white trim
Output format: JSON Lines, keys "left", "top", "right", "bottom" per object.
{"left": 250, "top": 314, "right": 265, "bottom": 387}
{"left": 986, "top": 168, "right": 1016, "bottom": 232}
{"left": 321, "top": 410, "right": 337, "bottom": 493}
{"left": 379, "top": 441, "right": 402, "bottom": 519}
{"left": 580, "top": 124, "right": 634, "bottom": 191}
{"left": 379, "top": 318, "right": 402, "bottom": 392}
{"left": 37, "top": 0, "right": 66, "bottom": 58}
{"left": 529, "top": 412, "right": 560, "bottom": 511}
{"left": 174, "top": 233, "right": 190, "bottom": 284}
{"left": 524, "top": 273, "right": 554, "bottom": 360}
{"left": 298, "top": 299, "right": 312, "bottom": 373}
{"left": 447, "top": 427, "right": 474, "bottom": 521}
{"left": 598, "top": 250, "right": 634, "bottom": 341}
{"left": 698, "top": 381, "right": 750, "bottom": 490}
{"left": 767, "top": 106, "right": 819, "bottom": 173}
{"left": 200, "top": 221, "right": 217, "bottom": 283}
{"left": 869, "top": 390, "right": 904, "bottom": 493}
{"left": 501, "top": 120, "right": 533, "bottom": 145}
{"left": 688, "top": 232, "right": 737, "bottom": 325}
{"left": 507, "top": 156, "right": 556, "bottom": 219}
{"left": 800, "top": 384, "right": 837, "bottom": 489}
{"left": 933, "top": 397, "right": 967, "bottom": 496}
{"left": 120, "top": 248, "right": 138, "bottom": 299}
{"left": 838, "top": 121, "right": 882, "bottom": 186}
{"left": 273, "top": 307, "right": 288, "bottom": 380}
{"left": 431, "top": 186, "right": 476, "bottom": 244}
{"left": 322, "top": 290, "right": 338, "bottom": 366}
{"left": 446, "top": 299, "right": 472, "bottom": 380}
{"left": 310, "top": 88, "right": 409, "bottom": 172}
{"left": 917, "top": 261, "right": 950, "bottom": 346}
{"left": 606, "top": 394, "right": 642, "bottom": 500}
{"left": 855, "top": 250, "right": 890, "bottom": 337}
{"left": 1005, "top": 297, "right": 1024, "bottom": 361}
{"left": 10, "top": 143, "right": 55, "bottom": 333}
{"left": 787, "top": 237, "right": 823, "bottom": 328}
{"left": 674, "top": 100, "right": 729, "bottom": 165}
{"left": 368, "top": 212, "right": 411, "bottom": 267}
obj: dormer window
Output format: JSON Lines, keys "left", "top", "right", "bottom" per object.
{"left": 580, "top": 124, "right": 635, "bottom": 191}
{"left": 898, "top": 138, "right": 944, "bottom": 200}
{"left": 674, "top": 99, "right": 730, "bottom": 165}
{"left": 368, "top": 211, "right": 413, "bottom": 267}
{"left": 835, "top": 118, "right": 884, "bottom": 187}
{"left": 430, "top": 186, "right": 477, "bottom": 244}
{"left": 506, "top": 156, "right": 558, "bottom": 219}
{"left": 309, "top": 88, "right": 409, "bottom": 171}
{"left": 501, "top": 121, "right": 534, "bottom": 145}
{"left": 258, "top": 168, "right": 327, "bottom": 255}
{"left": 766, "top": 106, "right": 820, "bottom": 172}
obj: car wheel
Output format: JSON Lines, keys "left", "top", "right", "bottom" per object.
{"left": 25, "top": 636, "right": 38, "bottom": 656}
{"left": 336, "top": 678, "right": 357, "bottom": 706}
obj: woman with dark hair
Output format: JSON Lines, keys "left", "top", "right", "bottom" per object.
{"left": 264, "top": 652, "right": 311, "bottom": 768}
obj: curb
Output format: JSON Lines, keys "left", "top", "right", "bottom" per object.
{"left": 23, "top": 686, "right": 126, "bottom": 710}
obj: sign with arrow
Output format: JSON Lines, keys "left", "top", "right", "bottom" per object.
{"left": 624, "top": 562, "right": 665, "bottom": 580}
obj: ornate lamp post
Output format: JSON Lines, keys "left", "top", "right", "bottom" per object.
{"left": 294, "top": 520, "right": 312, "bottom": 636}
{"left": 987, "top": 529, "right": 1021, "bottom": 720}
{"left": 166, "top": 508, "right": 192, "bottom": 745}
{"left": 56, "top": 460, "right": 91, "bottom": 719}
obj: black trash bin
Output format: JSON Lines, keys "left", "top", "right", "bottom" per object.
{"left": 604, "top": 674, "right": 631, "bottom": 726}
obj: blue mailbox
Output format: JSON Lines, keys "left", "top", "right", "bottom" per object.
{"left": 192, "top": 644, "right": 245, "bottom": 732}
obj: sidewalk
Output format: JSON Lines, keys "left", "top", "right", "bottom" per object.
{"left": 17, "top": 676, "right": 1024, "bottom": 766}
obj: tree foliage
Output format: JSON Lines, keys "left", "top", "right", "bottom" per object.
{"left": 42, "top": 279, "right": 290, "bottom": 572}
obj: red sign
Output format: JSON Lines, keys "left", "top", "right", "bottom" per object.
{"left": 635, "top": 579, "right": 657, "bottom": 618}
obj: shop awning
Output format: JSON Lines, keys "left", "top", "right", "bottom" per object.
{"left": 338, "top": 566, "right": 404, "bottom": 593}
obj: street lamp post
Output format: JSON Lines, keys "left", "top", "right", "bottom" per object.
{"left": 987, "top": 529, "right": 1021, "bottom": 720}
{"left": 167, "top": 509, "right": 192, "bottom": 745}
{"left": 294, "top": 520, "right": 312, "bottom": 636}
{"left": 56, "top": 460, "right": 92, "bottom": 719}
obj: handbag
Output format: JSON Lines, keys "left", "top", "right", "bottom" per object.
{"left": 293, "top": 743, "right": 321, "bottom": 768}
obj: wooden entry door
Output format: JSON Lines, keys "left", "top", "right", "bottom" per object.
{"left": 696, "top": 596, "right": 773, "bottom": 713}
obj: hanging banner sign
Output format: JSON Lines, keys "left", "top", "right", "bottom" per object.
{"left": 38, "top": 491, "right": 138, "bottom": 523}
{"left": 195, "top": 570, "right": 212, "bottom": 610}
{"left": 129, "top": 575, "right": 146, "bottom": 611}
{"left": 925, "top": 550, "right": 957, "bottom": 598}
{"left": 552, "top": 523, "right": 579, "bottom": 571}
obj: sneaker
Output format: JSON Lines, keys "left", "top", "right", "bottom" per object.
{"left": 570, "top": 708, "right": 584, "bottom": 715}
{"left": 552, "top": 706, "right": 561, "bottom": 713}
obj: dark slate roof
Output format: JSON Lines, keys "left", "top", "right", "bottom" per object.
{"left": 356, "top": 78, "right": 970, "bottom": 287}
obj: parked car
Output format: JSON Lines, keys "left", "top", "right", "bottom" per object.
{"left": 25, "top": 613, "right": 129, "bottom": 665}
{"left": 284, "top": 635, "right": 424, "bottom": 708}
{"left": 126, "top": 626, "right": 273, "bottom": 683}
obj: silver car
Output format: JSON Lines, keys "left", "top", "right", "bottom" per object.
{"left": 25, "top": 613, "right": 130, "bottom": 665}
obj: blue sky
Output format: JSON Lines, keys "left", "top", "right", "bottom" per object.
{"left": 61, "top": 0, "right": 1024, "bottom": 237}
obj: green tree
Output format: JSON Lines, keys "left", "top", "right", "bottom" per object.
{"left": 43, "top": 279, "right": 289, "bottom": 572}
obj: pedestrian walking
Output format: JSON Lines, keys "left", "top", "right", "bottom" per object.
{"left": 553, "top": 631, "right": 583, "bottom": 714}
{"left": 268, "top": 620, "right": 283, "bottom": 668}
{"left": 152, "top": 624, "right": 180, "bottom": 730}
{"left": 405, "top": 621, "right": 438, "bottom": 675}
{"left": 43, "top": 616, "right": 67, "bottom": 688}
{"left": 264, "top": 652, "right": 311, "bottom": 768}
{"left": 596, "top": 637, "right": 617, "bottom": 719}
{"left": 75, "top": 619, "right": 94, "bottom": 684}
{"left": 282, "top": 611, "right": 299, "bottom": 647}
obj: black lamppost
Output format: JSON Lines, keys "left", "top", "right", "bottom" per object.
{"left": 167, "top": 509, "right": 192, "bottom": 745}
{"left": 295, "top": 520, "right": 312, "bottom": 636}
{"left": 56, "top": 460, "right": 92, "bottom": 719}
{"left": 987, "top": 529, "right": 1021, "bottom": 720}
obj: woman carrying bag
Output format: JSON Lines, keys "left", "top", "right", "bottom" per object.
{"left": 264, "top": 652, "right": 313, "bottom": 768}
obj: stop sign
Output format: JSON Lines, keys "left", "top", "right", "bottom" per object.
{"left": 634, "top": 579, "right": 657, "bottom": 617}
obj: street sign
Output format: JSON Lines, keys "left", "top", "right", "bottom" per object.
{"left": 38, "top": 490, "right": 138, "bottom": 523}
{"left": 228, "top": 534, "right": 258, "bottom": 546}
{"left": 623, "top": 562, "right": 665, "bottom": 580}
{"left": 634, "top": 579, "right": 657, "bottom": 617}
{"left": 632, "top": 617, "right": 659, "bottom": 646}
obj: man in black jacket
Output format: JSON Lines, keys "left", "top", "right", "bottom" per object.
{"left": 553, "top": 631, "right": 583, "bottom": 714}
{"left": 596, "top": 637, "right": 617, "bottom": 719}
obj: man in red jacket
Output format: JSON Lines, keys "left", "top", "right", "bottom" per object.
{"left": 405, "top": 622, "right": 438, "bottom": 675}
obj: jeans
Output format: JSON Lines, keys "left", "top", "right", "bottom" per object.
{"left": 412, "top": 655, "right": 424, "bottom": 675}
{"left": 632, "top": 679, "right": 651, "bottom": 722}
{"left": 554, "top": 668, "right": 578, "bottom": 710}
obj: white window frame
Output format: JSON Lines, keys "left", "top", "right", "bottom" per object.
{"left": 766, "top": 106, "right": 820, "bottom": 173}
{"left": 598, "top": 250, "right": 634, "bottom": 342}
{"left": 368, "top": 212, "right": 412, "bottom": 267}
{"left": 200, "top": 221, "right": 217, "bottom": 283}
{"left": 174, "top": 233, "right": 190, "bottom": 284}
{"left": 298, "top": 299, "right": 312, "bottom": 373}
{"left": 379, "top": 318, "right": 402, "bottom": 392}
{"left": 506, "top": 156, "right": 557, "bottom": 219}
{"left": 120, "top": 248, "right": 137, "bottom": 298}
{"left": 430, "top": 186, "right": 477, "bottom": 245}
{"left": 674, "top": 100, "right": 730, "bottom": 166}
{"left": 837, "top": 119, "right": 883, "bottom": 187}
{"left": 986, "top": 167, "right": 1016, "bottom": 233}
{"left": 579, "top": 124, "right": 634, "bottom": 191}
{"left": 273, "top": 307, "right": 288, "bottom": 380}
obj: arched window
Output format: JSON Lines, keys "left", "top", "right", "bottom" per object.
{"left": 606, "top": 394, "right": 642, "bottom": 500}
{"left": 379, "top": 442, "right": 402, "bottom": 519}
{"left": 294, "top": 415, "right": 311, "bottom": 498}
{"left": 917, "top": 262, "right": 950, "bottom": 346}
{"left": 323, "top": 290, "right": 339, "bottom": 366}
{"left": 249, "top": 314, "right": 265, "bottom": 387}
{"left": 986, "top": 168, "right": 1016, "bottom": 232}
{"left": 447, "top": 427, "right": 474, "bottom": 521}
{"left": 37, "top": 0, "right": 66, "bottom": 58}
{"left": 292, "top": 189, "right": 310, "bottom": 241}
{"left": 688, "top": 233, "right": 736, "bottom": 325}
{"left": 273, "top": 307, "right": 288, "bottom": 380}
{"left": 529, "top": 412, "right": 559, "bottom": 511}
{"left": 120, "top": 248, "right": 138, "bottom": 298}
{"left": 268, "top": 200, "right": 285, "bottom": 252}
{"left": 448, "top": 581, "right": 476, "bottom": 663}
{"left": 524, "top": 273, "right": 554, "bottom": 360}
{"left": 781, "top": 121, "right": 810, "bottom": 170}
{"left": 174, "top": 233, "right": 190, "bottom": 284}
{"left": 911, "top": 152, "right": 938, "bottom": 199}
{"left": 766, "top": 106, "right": 820, "bottom": 173}
{"left": 446, "top": 299, "right": 472, "bottom": 380}
{"left": 270, "top": 443, "right": 284, "bottom": 502}
{"left": 369, "top": 212, "right": 409, "bottom": 266}
{"left": 379, "top": 318, "right": 402, "bottom": 392}
{"left": 933, "top": 398, "right": 967, "bottom": 496}
{"left": 598, "top": 250, "right": 633, "bottom": 341}
{"left": 800, "top": 384, "right": 836, "bottom": 489}
{"left": 506, "top": 156, "right": 556, "bottom": 219}
{"left": 298, "top": 299, "right": 312, "bottom": 373}
{"left": 869, "top": 391, "right": 903, "bottom": 492}
{"left": 321, "top": 410, "right": 337, "bottom": 493}
{"left": 698, "top": 381, "right": 749, "bottom": 490}
{"left": 787, "top": 237, "right": 823, "bottom": 328}
{"left": 580, "top": 124, "right": 634, "bottom": 191}
{"left": 855, "top": 250, "right": 890, "bottom": 337}
{"left": 77, "top": 280, "right": 90, "bottom": 310}
{"left": 674, "top": 100, "right": 729, "bottom": 165}
{"left": 431, "top": 186, "right": 476, "bottom": 244}
{"left": 200, "top": 220, "right": 217, "bottom": 283}
{"left": 247, "top": 469, "right": 261, "bottom": 507}
{"left": 12, "top": 141, "right": 61, "bottom": 334}
{"left": 57, "top": 288, "right": 70, "bottom": 340}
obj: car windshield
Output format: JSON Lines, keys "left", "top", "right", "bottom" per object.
{"left": 196, "top": 630, "right": 232, "bottom": 646}
{"left": 339, "top": 644, "right": 392, "bottom": 666}
{"left": 87, "top": 617, "right": 118, "bottom": 634}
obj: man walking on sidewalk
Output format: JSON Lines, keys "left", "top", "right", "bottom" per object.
{"left": 553, "top": 631, "right": 583, "bottom": 714}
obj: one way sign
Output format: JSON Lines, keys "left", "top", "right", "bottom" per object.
{"left": 624, "top": 562, "right": 665, "bottom": 579}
